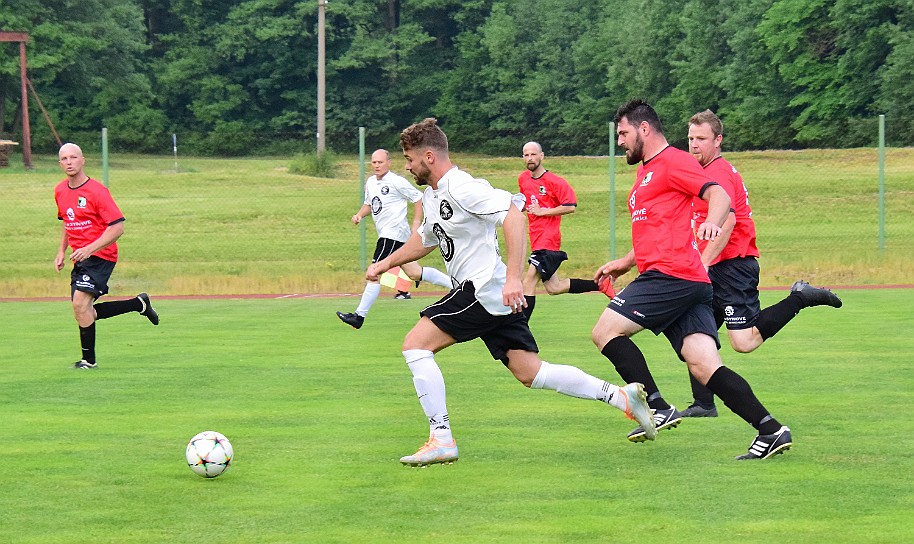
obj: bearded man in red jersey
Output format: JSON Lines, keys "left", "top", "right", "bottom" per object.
{"left": 517, "top": 141, "right": 611, "bottom": 321}
{"left": 590, "top": 100, "right": 792, "bottom": 460}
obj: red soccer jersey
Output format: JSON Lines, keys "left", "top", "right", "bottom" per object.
{"left": 629, "top": 147, "right": 714, "bottom": 283}
{"left": 55, "top": 178, "right": 124, "bottom": 263}
{"left": 692, "top": 156, "right": 759, "bottom": 265}
{"left": 517, "top": 170, "right": 577, "bottom": 251}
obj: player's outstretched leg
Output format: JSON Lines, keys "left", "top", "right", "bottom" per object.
{"left": 528, "top": 360, "right": 657, "bottom": 441}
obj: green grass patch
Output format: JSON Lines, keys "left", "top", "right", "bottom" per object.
{"left": 1, "top": 290, "right": 913, "bottom": 542}
{"left": 1, "top": 148, "right": 912, "bottom": 297}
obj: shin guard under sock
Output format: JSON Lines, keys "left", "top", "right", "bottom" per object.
{"left": 706, "top": 366, "right": 780, "bottom": 432}
{"left": 600, "top": 336, "right": 668, "bottom": 409}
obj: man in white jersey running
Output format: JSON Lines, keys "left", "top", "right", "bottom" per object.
{"left": 366, "top": 118, "right": 656, "bottom": 467}
{"left": 337, "top": 149, "right": 451, "bottom": 329}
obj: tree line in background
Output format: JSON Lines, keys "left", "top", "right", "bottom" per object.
{"left": 1, "top": 0, "right": 913, "bottom": 156}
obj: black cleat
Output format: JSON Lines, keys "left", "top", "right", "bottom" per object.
{"left": 736, "top": 426, "right": 792, "bottom": 460}
{"left": 790, "top": 280, "right": 842, "bottom": 308}
{"left": 336, "top": 311, "right": 364, "bottom": 329}
{"left": 74, "top": 359, "right": 98, "bottom": 369}
{"left": 680, "top": 403, "right": 718, "bottom": 418}
{"left": 628, "top": 406, "right": 683, "bottom": 442}
{"left": 137, "top": 292, "right": 160, "bottom": 325}
{"left": 394, "top": 292, "right": 411, "bottom": 300}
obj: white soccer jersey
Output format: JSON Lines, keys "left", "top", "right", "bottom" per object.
{"left": 419, "top": 167, "right": 520, "bottom": 315}
{"left": 364, "top": 171, "right": 422, "bottom": 242}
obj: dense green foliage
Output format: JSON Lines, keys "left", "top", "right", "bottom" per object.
{"left": 1, "top": 0, "right": 913, "bottom": 154}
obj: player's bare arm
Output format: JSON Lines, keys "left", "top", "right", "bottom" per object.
{"left": 501, "top": 205, "right": 528, "bottom": 312}
{"left": 700, "top": 211, "right": 736, "bottom": 267}
{"left": 55, "top": 229, "right": 70, "bottom": 271}
{"left": 69, "top": 222, "right": 124, "bottom": 263}
{"left": 594, "top": 249, "right": 636, "bottom": 285}
{"left": 351, "top": 203, "right": 371, "bottom": 225}
{"left": 527, "top": 203, "right": 576, "bottom": 217}
{"left": 366, "top": 230, "right": 435, "bottom": 281}
{"left": 696, "top": 184, "right": 730, "bottom": 241}
{"left": 410, "top": 200, "right": 423, "bottom": 234}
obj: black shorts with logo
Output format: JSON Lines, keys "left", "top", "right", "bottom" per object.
{"left": 529, "top": 249, "right": 568, "bottom": 281}
{"left": 372, "top": 238, "right": 405, "bottom": 263}
{"left": 607, "top": 269, "right": 720, "bottom": 358}
{"left": 70, "top": 256, "right": 116, "bottom": 299}
{"left": 708, "top": 256, "right": 761, "bottom": 330}
{"left": 420, "top": 280, "right": 539, "bottom": 365}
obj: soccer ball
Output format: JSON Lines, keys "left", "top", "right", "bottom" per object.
{"left": 185, "top": 430, "right": 234, "bottom": 478}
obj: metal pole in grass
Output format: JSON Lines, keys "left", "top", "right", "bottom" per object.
{"left": 878, "top": 114, "right": 886, "bottom": 252}
{"left": 608, "top": 121, "right": 616, "bottom": 259}
{"left": 359, "top": 127, "right": 367, "bottom": 269}
{"left": 101, "top": 127, "right": 109, "bottom": 187}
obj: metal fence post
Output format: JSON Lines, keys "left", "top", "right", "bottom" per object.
{"left": 609, "top": 121, "right": 616, "bottom": 260}
{"left": 878, "top": 114, "right": 886, "bottom": 252}
{"left": 359, "top": 127, "right": 367, "bottom": 269}
{"left": 101, "top": 127, "right": 109, "bottom": 187}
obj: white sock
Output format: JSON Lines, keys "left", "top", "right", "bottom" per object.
{"left": 531, "top": 361, "right": 621, "bottom": 405}
{"left": 355, "top": 282, "right": 381, "bottom": 316}
{"left": 403, "top": 349, "right": 452, "bottom": 442}
{"left": 420, "top": 267, "right": 452, "bottom": 288}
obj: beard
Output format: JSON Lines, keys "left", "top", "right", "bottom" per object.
{"left": 411, "top": 161, "right": 431, "bottom": 186}
{"left": 525, "top": 159, "right": 540, "bottom": 172}
{"left": 624, "top": 134, "right": 645, "bottom": 165}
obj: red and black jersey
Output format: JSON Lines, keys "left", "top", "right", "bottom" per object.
{"left": 55, "top": 178, "right": 124, "bottom": 262}
{"left": 629, "top": 147, "right": 714, "bottom": 283}
{"left": 692, "top": 156, "right": 759, "bottom": 264}
{"left": 517, "top": 170, "right": 577, "bottom": 251}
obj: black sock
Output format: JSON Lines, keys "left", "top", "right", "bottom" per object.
{"left": 568, "top": 279, "right": 599, "bottom": 294}
{"left": 706, "top": 366, "right": 780, "bottom": 433}
{"left": 94, "top": 297, "right": 143, "bottom": 320}
{"left": 754, "top": 293, "right": 804, "bottom": 340}
{"left": 600, "top": 336, "right": 669, "bottom": 409}
{"left": 79, "top": 323, "right": 96, "bottom": 363}
{"left": 689, "top": 372, "right": 716, "bottom": 407}
{"left": 523, "top": 296, "right": 536, "bottom": 320}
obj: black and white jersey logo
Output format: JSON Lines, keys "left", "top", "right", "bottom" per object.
{"left": 371, "top": 196, "right": 382, "bottom": 215}
{"left": 439, "top": 200, "right": 453, "bottom": 220}
{"left": 381, "top": 185, "right": 390, "bottom": 195}
{"left": 432, "top": 223, "right": 454, "bottom": 262}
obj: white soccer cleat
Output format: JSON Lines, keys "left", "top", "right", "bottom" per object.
{"left": 619, "top": 383, "right": 657, "bottom": 441}
{"left": 399, "top": 437, "right": 459, "bottom": 467}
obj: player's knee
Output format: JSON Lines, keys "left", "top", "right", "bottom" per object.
{"left": 727, "top": 331, "right": 761, "bottom": 353}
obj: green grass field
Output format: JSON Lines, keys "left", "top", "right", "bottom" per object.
{"left": 2, "top": 290, "right": 913, "bottom": 543}
{"left": 2, "top": 147, "right": 913, "bottom": 297}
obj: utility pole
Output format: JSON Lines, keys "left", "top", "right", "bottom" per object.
{"left": 317, "top": 0, "right": 327, "bottom": 154}
{"left": 0, "top": 31, "right": 32, "bottom": 168}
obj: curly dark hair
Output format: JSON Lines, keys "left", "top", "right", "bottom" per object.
{"left": 400, "top": 118, "right": 449, "bottom": 153}
{"left": 614, "top": 98, "right": 664, "bottom": 135}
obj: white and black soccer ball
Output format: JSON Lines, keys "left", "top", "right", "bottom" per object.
{"left": 185, "top": 430, "right": 234, "bottom": 478}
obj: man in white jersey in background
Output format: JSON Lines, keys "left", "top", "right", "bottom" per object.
{"left": 367, "top": 118, "right": 656, "bottom": 467}
{"left": 337, "top": 149, "right": 451, "bottom": 329}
